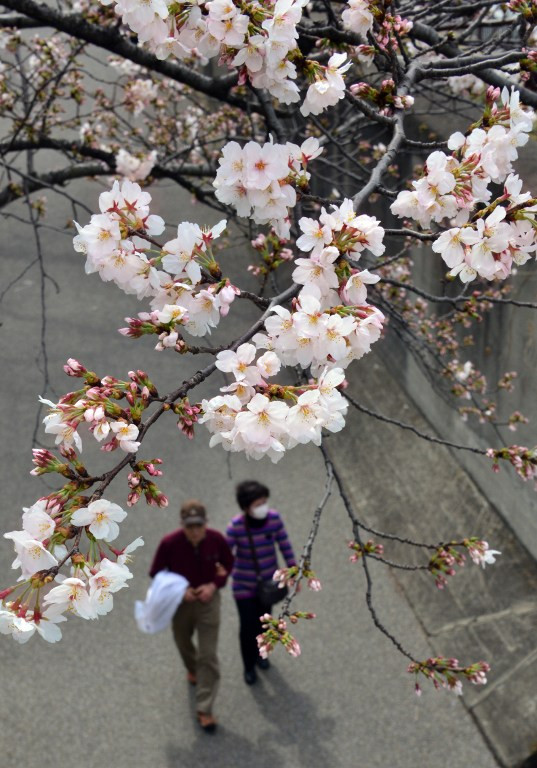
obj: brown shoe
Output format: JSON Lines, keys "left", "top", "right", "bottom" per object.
{"left": 186, "top": 671, "right": 197, "bottom": 686}
{"left": 197, "top": 712, "right": 217, "bottom": 733}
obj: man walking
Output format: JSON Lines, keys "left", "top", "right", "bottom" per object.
{"left": 150, "top": 499, "right": 234, "bottom": 732}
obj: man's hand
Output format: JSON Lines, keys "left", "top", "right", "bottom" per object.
{"left": 195, "top": 583, "right": 216, "bottom": 603}
{"left": 215, "top": 562, "right": 227, "bottom": 579}
{"left": 183, "top": 586, "right": 198, "bottom": 603}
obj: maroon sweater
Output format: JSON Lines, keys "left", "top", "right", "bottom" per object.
{"left": 149, "top": 528, "right": 234, "bottom": 589}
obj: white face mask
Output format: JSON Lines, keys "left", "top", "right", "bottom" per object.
{"left": 250, "top": 502, "right": 269, "bottom": 519}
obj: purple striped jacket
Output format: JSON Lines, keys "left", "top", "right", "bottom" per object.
{"left": 225, "top": 510, "right": 296, "bottom": 600}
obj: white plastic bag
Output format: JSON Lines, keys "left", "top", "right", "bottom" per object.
{"left": 135, "top": 570, "right": 189, "bottom": 634}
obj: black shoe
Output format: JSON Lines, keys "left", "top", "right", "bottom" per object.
{"left": 244, "top": 668, "right": 257, "bottom": 685}
{"left": 197, "top": 712, "right": 217, "bottom": 733}
{"left": 257, "top": 657, "right": 270, "bottom": 671}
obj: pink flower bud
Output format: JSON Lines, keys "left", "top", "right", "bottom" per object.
{"left": 64, "top": 358, "right": 87, "bottom": 377}
{"left": 127, "top": 491, "right": 140, "bottom": 507}
{"left": 486, "top": 85, "right": 500, "bottom": 104}
{"left": 350, "top": 82, "right": 370, "bottom": 97}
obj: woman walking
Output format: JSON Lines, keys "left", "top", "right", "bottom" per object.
{"left": 226, "top": 480, "right": 297, "bottom": 685}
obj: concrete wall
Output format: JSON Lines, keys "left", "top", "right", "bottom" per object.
{"left": 377, "top": 249, "right": 537, "bottom": 558}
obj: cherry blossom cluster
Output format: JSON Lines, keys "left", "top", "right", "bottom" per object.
{"left": 428, "top": 544, "right": 466, "bottom": 589}
{"left": 353, "top": 3, "right": 413, "bottom": 52}
{"left": 1, "top": 491, "right": 144, "bottom": 643}
{"left": 115, "top": 148, "right": 157, "bottom": 181}
{"left": 200, "top": 354, "right": 348, "bottom": 463}
{"left": 296, "top": 198, "right": 386, "bottom": 267}
{"left": 300, "top": 53, "right": 351, "bottom": 117}
{"left": 74, "top": 179, "right": 235, "bottom": 340}
{"left": 257, "top": 293, "right": 384, "bottom": 375}
{"left": 73, "top": 179, "right": 165, "bottom": 299}
{"left": 273, "top": 564, "right": 322, "bottom": 591}
{"left": 463, "top": 539, "right": 502, "bottom": 568}
{"left": 447, "top": 74, "right": 485, "bottom": 99}
{"left": 348, "top": 539, "right": 384, "bottom": 562}
{"left": 123, "top": 77, "right": 159, "bottom": 114}
{"left": 427, "top": 539, "right": 500, "bottom": 589}
{"left": 173, "top": 398, "right": 203, "bottom": 439}
{"left": 508, "top": 0, "right": 537, "bottom": 22}
{"left": 342, "top": 0, "right": 374, "bottom": 36}
{"left": 446, "top": 361, "right": 528, "bottom": 431}
{"left": 213, "top": 137, "right": 322, "bottom": 238}
{"left": 101, "top": 0, "right": 311, "bottom": 106}
{"left": 0, "top": 349, "right": 177, "bottom": 644}
{"left": 252, "top": 199, "right": 386, "bottom": 374}
{"left": 431, "top": 174, "right": 537, "bottom": 283}
{"left": 38, "top": 361, "right": 160, "bottom": 456}
{"left": 248, "top": 230, "right": 294, "bottom": 278}
{"left": 350, "top": 78, "right": 415, "bottom": 114}
{"left": 487, "top": 445, "right": 537, "bottom": 486}
{"left": 257, "top": 610, "right": 316, "bottom": 659}
{"left": 392, "top": 88, "right": 537, "bottom": 283}
{"left": 126, "top": 458, "right": 168, "bottom": 507}
{"left": 408, "top": 657, "right": 490, "bottom": 697}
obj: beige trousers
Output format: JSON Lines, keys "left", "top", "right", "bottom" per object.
{"left": 172, "top": 590, "right": 221, "bottom": 714}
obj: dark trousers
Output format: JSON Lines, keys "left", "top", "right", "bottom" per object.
{"left": 235, "top": 596, "right": 267, "bottom": 672}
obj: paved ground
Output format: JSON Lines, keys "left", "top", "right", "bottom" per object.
{"left": 0, "top": 178, "right": 532, "bottom": 767}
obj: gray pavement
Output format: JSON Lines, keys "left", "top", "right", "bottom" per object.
{"left": 0, "top": 178, "right": 530, "bottom": 767}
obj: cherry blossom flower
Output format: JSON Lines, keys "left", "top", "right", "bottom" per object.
{"left": 71, "top": 499, "right": 128, "bottom": 542}
{"left": 466, "top": 540, "right": 502, "bottom": 568}
{"left": 296, "top": 216, "right": 332, "bottom": 256}
{"left": 74, "top": 214, "right": 122, "bottom": 258}
{"left": 244, "top": 141, "right": 290, "bottom": 191}
{"left": 198, "top": 394, "right": 243, "bottom": 437}
{"left": 215, "top": 343, "right": 262, "bottom": 384}
{"left": 3, "top": 530, "right": 59, "bottom": 577}
{"left": 42, "top": 410, "right": 83, "bottom": 452}
{"left": 218, "top": 283, "right": 240, "bottom": 317}
{"left": 0, "top": 607, "right": 66, "bottom": 644}
{"left": 43, "top": 578, "right": 96, "bottom": 620}
{"left": 21, "top": 499, "right": 55, "bottom": 542}
{"left": 155, "top": 304, "right": 188, "bottom": 325}
{"left": 110, "top": 421, "right": 140, "bottom": 452}
{"left": 300, "top": 53, "right": 351, "bottom": 117}
{"left": 234, "top": 393, "right": 288, "bottom": 444}
{"left": 232, "top": 35, "right": 265, "bottom": 72}
{"left": 256, "top": 350, "right": 282, "bottom": 379}
{"left": 161, "top": 222, "right": 204, "bottom": 283}
{"left": 116, "top": 536, "right": 145, "bottom": 565}
{"left": 321, "top": 314, "right": 357, "bottom": 360}
{"left": 89, "top": 559, "right": 133, "bottom": 615}
{"left": 342, "top": 270, "right": 380, "bottom": 304}
{"left": 286, "top": 389, "right": 325, "bottom": 446}
{"left": 292, "top": 246, "right": 339, "bottom": 296}
{"left": 342, "top": 0, "right": 374, "bottom": 35}
{"left": 0, "top": 610, "right": 36, "bottom": 643}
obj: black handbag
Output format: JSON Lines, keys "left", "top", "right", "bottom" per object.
{"left": 245, "top": 519, "right": 288, "bottom": 609}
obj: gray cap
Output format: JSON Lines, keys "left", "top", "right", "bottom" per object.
{"left": 181, "top": 505, "right": 207, "bottom": 526}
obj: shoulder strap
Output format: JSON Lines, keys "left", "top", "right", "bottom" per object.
{"left": 244, "top": 517, "right": 262, "bottom": 581}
